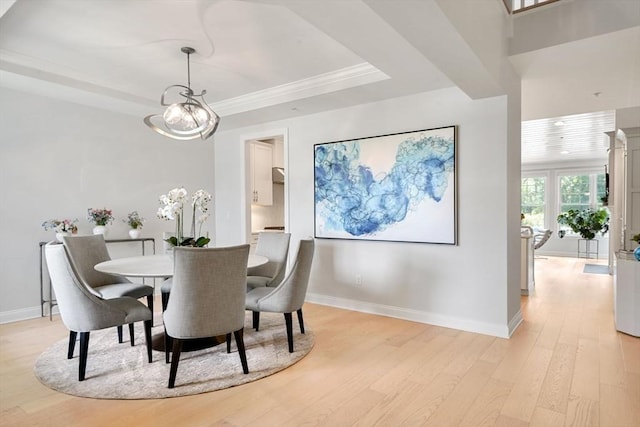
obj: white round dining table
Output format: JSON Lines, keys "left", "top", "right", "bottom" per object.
{"left": 94, "top": 253, "right": 268, "bottom": 278}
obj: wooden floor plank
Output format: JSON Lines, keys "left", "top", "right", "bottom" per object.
{"left": 459, "top": 378, "right": 513, "bottom": 427}
{"left": 529, "top": 406, "right": 565, "bottom": 427}
{"left": 536, "top": 342, "right": 576, "bottom": 413}
{"left": 570, "top": 337, "right": 600, "bottom": 401}
{"left": 600, "top": 382, "right": 639, "bottom": 427}
{"left": 619, "top": 332, "right": 640, "bottom": 374}
{"left": 500, "top": 346, "right": 554, "bottom": 422}
{"left": 422, "top": 360, "right": 497, "bottom": 426}
{"left": 565, "top": 394, "right": 600, "bottom": 427}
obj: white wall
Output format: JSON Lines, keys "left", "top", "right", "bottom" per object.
{"left": 215, "top": 87, "right": 521, "bottom": 338}
{"left": 510, "top": 0, "right": 640, "bottom": 55}
{"left": 0, "top": 87, "right": 215, "bottom": 323}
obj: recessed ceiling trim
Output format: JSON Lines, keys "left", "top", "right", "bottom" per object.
{"left": 211, "top": 62, "right": 389, "bottom": 117}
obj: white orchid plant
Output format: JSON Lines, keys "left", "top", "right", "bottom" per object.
{"left": 157, "top": 187, "right": 211, "bottom": 247}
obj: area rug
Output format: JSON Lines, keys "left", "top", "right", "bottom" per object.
{"left": 583, "top": 264, "right": 610, "bottom": 275}
{"left": 34, "top": 312, "right": 314, "bottom": 399}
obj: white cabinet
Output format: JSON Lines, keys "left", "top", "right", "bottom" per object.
{"left": 249, "top": 233, "right": 259, "bottom": 254}
{"left": 614, "top": 254, "right": 640, "bottom": 337}
{"left": 250, "top": 142, "right": 273, "bottom": 206}
{"left": 272, "top": 139, "right": 284, "bottom": 168}
{"left": 521, "top": 229, "right": 535, "bottom": 295}
{"left": 609, "top": 128, "right": 640, "bottom": 256}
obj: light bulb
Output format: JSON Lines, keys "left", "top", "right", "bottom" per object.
{"left": 163, "top": 104, "right": 184, "bottom": 126}
{"left": 163, "top": 103, "right": 210, "bottom": 134}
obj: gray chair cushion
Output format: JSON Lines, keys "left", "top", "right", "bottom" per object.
{"left": 246, "top": 276, "right": 271, "bottom": 291}
{"left": 247, "top": 232, "right": 290, "bottom": 288}
{"left": 245, "top": 286, "right": 272, "bottom": 310}
{"left": 94, "top": 283, "right": 156, "bottom": 300}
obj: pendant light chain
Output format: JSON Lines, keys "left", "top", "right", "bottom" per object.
{"left": 186, "top": 50, "right": 191, "bottom": 91}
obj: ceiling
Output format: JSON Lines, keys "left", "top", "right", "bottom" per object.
{"left": 521, "top": 110, "right": 615, "bottom": 166}
{"left": 0, "top": 0, "right": 455, "bottom": 130}
{"left": 0, "top": 0, "right": 638, "bottom": 164}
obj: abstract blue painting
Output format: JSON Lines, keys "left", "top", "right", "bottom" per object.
{"left": 314, "top": 126, "right": 457, "bottom": 244}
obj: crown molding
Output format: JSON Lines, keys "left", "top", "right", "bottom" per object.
{"left": 211, "top": 62, "right": 389, "bottom": 116}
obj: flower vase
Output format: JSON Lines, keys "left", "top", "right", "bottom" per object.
{"left": 634, "top": 246, "right": 640, "bottom": 261}
{"left": 92, "top": 225, "right": 107, "bottom": 236}
{"left": 129, "top": 229, "right": 141, "bottom": 239}
{"left": 56, "top": 232, "right": 70, "bottom": 242}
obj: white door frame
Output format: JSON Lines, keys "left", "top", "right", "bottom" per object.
{"left": 239, "top": 127, "right": 289, "bottom": 244}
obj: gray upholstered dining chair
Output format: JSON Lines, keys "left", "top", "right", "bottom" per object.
{"left": 163, "top": 244, "right": 251, "bottom": 389}
{"left": 45, "top": 242, "right": 152, "bottom": 381}
{"left": 62, "top": 235, "right": 155, "bottom": 337}
{"left": 534, "top": 229, "right": 552, "bottom": 250}
{"left": 246, "top": 232, "right": 291, "bottom": 291}
{"left": 245, "top": 239, "right": 314, "bottom": 353}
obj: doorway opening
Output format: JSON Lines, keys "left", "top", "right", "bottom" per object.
{"left": 243, "top": 129, "right": 288, "bottom": 251}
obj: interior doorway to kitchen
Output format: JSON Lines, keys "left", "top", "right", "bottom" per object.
{"left": 243, "top": 129, "right": 288, "bottom": 251}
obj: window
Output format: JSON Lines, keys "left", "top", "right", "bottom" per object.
{"left": 558, "top": 172, "right": 606, "bottom": 214}
{"left": 521, "top": 176, "right": 546, "bottom": 229}
{"left": 510, "top": 0, "right": 559, "bottom": 13}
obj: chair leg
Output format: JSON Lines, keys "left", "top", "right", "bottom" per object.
{"left": 168, "top": 339, "right": 183, "bottom": 389}
{"left": 117, "top": 325, "right": 123, "bottom": 343}
{"left": 297, "top": 308, "right": 305, "bottom": 334}
{"left": 143, "top": 320, "right": 152, "bottom": 363}
{"left": 234, "top": 328, "right": 249, "bottom": 374}
{"left": 226, "top": 333, "right": 232, "bottom": 354}
{"left": 68, "top": 331, "right": 77, "bottom": 359}
{"left": 129, "top": 323, "right": 135, "bottom": 346}
{"left": 79, "top": 331, "right": 90, "bottom": 381}
{"left": 284, "top": 312, "right": 294, "bottom": 353}
{"left": 252, "top": 311, "right": 260, "bottom": 331}
{"left": 164, "top": 327, "right": 171, "bottom": 364}
{"left": 146, "top": 295, "right": 154, "bottom": 326}
{"left": 161, "top": 292, "right": 169, "bottom": 312}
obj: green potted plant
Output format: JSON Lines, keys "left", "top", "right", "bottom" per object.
{"left": 557, "top": 208, "right": 609, "bottom": 240}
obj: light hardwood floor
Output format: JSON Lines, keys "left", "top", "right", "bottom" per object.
{"left": 1, "top": 256, "right": 638, "bottom": 426}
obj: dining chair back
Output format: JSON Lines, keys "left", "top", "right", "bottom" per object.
{"left": 246, "top": 232, "right": 291, "bottom": 290}
{"left": 163, "top": 244, "right": 251, "bottom": 388}
{"left": 245, "top": 238, "right": 314, "bottom": 352}
{"left": 45, "top": 242, "right": 152, "bottom": 381}
{"left": 61, "top": 235, "right": 154, "bottom": 327}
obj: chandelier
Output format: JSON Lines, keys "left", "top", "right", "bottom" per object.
{"left": 144, "top": 47, "right": 220, "bottom": 140}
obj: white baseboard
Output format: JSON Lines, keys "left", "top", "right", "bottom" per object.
{"left": 0, "top": 306, "right": 55, "bottom": 324}
{"left": 306, "top": 293, "right": 512, "bottom": 338}
{"left": 508, "top": 309, "right": 523, "bottom": 337}
{"left": 536, "top": 250, "right": 608, "bottom": 260}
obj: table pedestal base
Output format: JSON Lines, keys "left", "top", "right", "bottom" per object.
{"left": 151, "top": 333, "right": 225, "bottom": 352}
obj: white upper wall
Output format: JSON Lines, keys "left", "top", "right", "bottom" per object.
{"left": 510, "top": 0, "right": 640, "bottom": 55}
{"left": 509, "top": 0, "right": 640, "bottom": 120}
{"left": 0, "top": 86, "right": 215, "bottom": 322}
{"left": 617, "top": 106, "right": 640, "bottom": 128}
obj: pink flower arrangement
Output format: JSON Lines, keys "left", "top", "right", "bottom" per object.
{"left": 87, "top": 208, "right": 114, "bottom": 226}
